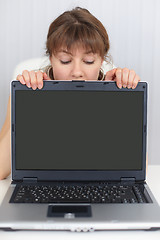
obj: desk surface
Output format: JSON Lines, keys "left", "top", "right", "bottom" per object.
{"left": 0, "top": 165, "right": 160, "bottom": 240}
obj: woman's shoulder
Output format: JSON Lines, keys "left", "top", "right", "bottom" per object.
{"left": 12, "top": 56, "right": 50, "bottom": 79}
{"left": 102, "top": 62, "right": 116, "bottom": 74}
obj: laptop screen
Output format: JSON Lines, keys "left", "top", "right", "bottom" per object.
{"left": 15, "top": 89, "right": 144, "bottom": 171}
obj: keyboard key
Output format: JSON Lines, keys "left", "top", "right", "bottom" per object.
{"left": 11, "top": 184, "right": 146, "bottom": 204}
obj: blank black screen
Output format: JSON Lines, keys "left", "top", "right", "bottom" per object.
{"left": 15, "top": 90, "right": 143, "bottom": 170}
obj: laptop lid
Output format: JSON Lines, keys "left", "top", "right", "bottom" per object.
{"left": 11, "top": 80, "right": 147, "bottom": 182}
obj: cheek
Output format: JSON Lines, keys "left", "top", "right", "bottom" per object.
{"left": 85, "top": 58, "right": 103, "bottom": 80}
{"left": 52, "top": 64, "right": 70, "bottom": 80}
{"left": 50, "top": 56, "right": 71, "bottom": 80}
{"left": 85, "top": 66, "right": 101, "bottom": 80}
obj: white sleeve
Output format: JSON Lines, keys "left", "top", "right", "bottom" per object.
{"left": 101, "top": 61, "right": 116, "bottom": 74}
{"left": 12, "top": 57, "right": 50, "bottom": 80}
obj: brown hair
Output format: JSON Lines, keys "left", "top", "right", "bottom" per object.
{"left": 46, "top": 7, "right": 110, "bottom": 61}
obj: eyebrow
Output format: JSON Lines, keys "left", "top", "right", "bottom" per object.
{"left": 61, "top": 50, "right": 72, "bottom": 56}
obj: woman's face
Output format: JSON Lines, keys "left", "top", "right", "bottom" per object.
{"left": 50, "top": 47, "right": 103, "bottom": 81}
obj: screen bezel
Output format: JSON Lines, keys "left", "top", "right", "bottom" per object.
{"left": 11, "top": 80, "right": 147, "bottom": 181}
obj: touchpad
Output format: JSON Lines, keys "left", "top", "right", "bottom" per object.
{"left": 47, "top": 204, "right": 92, "bottom": 218}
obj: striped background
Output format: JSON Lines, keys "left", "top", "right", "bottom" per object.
{"left": 0, "top": 0, "right": 160, "bottom": 164}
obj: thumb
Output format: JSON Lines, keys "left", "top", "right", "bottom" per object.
{"left": 43, "top": 72, "right": 51, "bottom": 80}
{"left": 105, "top": 68, "right": 117, "bottom": 81}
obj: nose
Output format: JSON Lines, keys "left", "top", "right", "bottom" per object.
{"left": 71, "top": 61, "right": 84, "bottom": 79}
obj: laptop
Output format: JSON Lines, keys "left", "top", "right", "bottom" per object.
{"left": 0, "top": 80, "right": 160, "bottom": 232}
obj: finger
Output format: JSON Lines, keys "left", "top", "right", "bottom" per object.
{"left": 115, "top": 68, "right": 122, "bottom": 88}
{"left": 105, "top": 68, "right": 116, "bottom": 81}
{"left": 127, "top": 70, "right": 136, "bottom": 89}
{"left": 132, "top": 75, "right": 140, "bottom": 89}
{"left": 36, "top": 71, "right": 43, "bottom": 89}
{"left": 22, "top": 70, "right": 31, "bottom": 88}
{"left": 43, "top": 72, "right": 51, "bottom": 80}
{"left": 30, "top": 71, "right": 37, "bottom": 90}
{"left": 122, "top": 68, "right": 129, "bottom": 88}
{"left": 16, "top": 74, "right": 26, "bottom": 85}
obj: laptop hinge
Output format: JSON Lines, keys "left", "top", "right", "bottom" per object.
{"left": 120, "top": 177, "right": 136, "bottom": 183}
{"left": 22, "top": 177, "right": 38, "bottom": 183}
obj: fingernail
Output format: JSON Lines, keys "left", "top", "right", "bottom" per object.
{"left": 38, "top": 84, "right": 43, "bottom": 89}
{"left": 123, "top": 84, "right": 126, "bottom": 88}
{"left": 21, "top": 79, "right": 25, "bottom": 84}
{"left": 118, "top": 84, "right": 122, "bottom": 89}
{"left": 128, "top": 85, "right": 131, "bottom": 88}
{"left": 27, "top": 83, "right": 31, "bottom": 88}
{"left": 32, "top": 85, "right": 37, "bottom": 90}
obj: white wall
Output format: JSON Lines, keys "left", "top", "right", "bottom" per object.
{"left": 0, "top": 0, "right": 160, "bottom": 164}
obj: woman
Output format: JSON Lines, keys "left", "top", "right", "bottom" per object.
{"left": 0, "top": 7, "right": 140, "bottom": 180}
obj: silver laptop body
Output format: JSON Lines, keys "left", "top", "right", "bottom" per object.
{"left": 0, "top": 80, "right": 160, "bottom": 232}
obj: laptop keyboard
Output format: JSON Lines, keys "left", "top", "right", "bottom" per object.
{"left": 11, "top": 183, "right": 147, "bottom": 204}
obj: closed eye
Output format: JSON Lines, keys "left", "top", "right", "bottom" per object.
{"left": 60, "top": 60, "right": 94, "bottom": 64}
{"left": 60, "top": 60, "right": 71, "bottom": 64}
{"left": 84, "top": 61, "right": 95, "bottom": 64}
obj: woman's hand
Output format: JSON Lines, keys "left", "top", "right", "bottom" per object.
{"left": 16, "top": 70, "right": 51, "bottom": 90}
{"left": 105, "top": 68, "right": 140, "bottom": 89}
